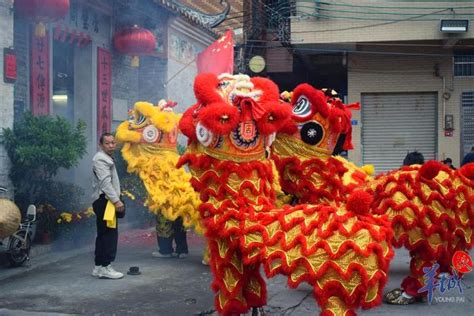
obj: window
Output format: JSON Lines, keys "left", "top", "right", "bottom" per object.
{"left": 454, "top": 55, "right": 474, "bottom": 77}
{"left": 52, "top": 40, "right": 74, "bottom": 123}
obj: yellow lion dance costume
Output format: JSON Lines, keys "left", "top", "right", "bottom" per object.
{"left": 116, "top": 100, "right": 203, "bottom": 234}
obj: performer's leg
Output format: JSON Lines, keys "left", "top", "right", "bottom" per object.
{"left": 242, "top": 263, "right": 267, "bottom": 309}
{"left": 154, "top": 213, "right": 174, "bottom": 256}
{"left": 157, "top": 236, "right": 173, "bottom": 255}
{"left": 319, "top": 296, "right": 355, "bottom": 316}
{"left": 402, "top": 251, "right": 435, "bottom": 298}
{"left": 173, "top": 217, "right": 188, "bottom": 256}
{"left": 209, "top": 238, "right": 249, "bottom": 315}
{"left": 386, "top": 250, "right": 435, "bottom": 304}
{"left": 202, "top": 244, "right": 210, "bottom": 265}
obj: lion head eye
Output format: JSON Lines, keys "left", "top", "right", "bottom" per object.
{"left": 293, "top": 96, "right": 311, "bottom": 118}
{"left": 218, "top": 81, "right": 231, "bottom": 89}
{"left": 136, "top": 113, "right": 146, "bottom": 125}
{"left": 300, "top": 121, "right": 324, "bottom": 146}
{"left": 192, "top": 104, "right": 204, "bottom": 118}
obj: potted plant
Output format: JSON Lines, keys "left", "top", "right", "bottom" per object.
{"left": 35, "top": 203, "right": 58, "bottom": 244}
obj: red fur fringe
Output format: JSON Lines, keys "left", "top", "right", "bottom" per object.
{"left": 271, "top": 155, "right": 351, "bottom": 204}
{"left": 251, "top": 77, "right": 280, "bottom": 104}
{"left": 459, "top": 163, "right": 474, "bottom": 182}
{"left": 419, "top": 160, "right": 442, "bottom": 180}
{"left": 194, "top": 73, "right": 223, "bottom": 104}
{"left": 178, "top": 103, "right": 200, "bottom": 141}
{"left": 198, "top": 102, "right": 240, "bottom": 135}
{"left": 401, "top": 276, "right": 424, "bottom": 297}
{"left": 256, "top": 101, "right": 293, "bottom": 135}
{"left": 347, "top": 190, "right": 373, "bottom": 215}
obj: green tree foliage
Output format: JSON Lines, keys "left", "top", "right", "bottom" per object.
{"left": 1, "top": 112, "right": 87, "bottom": 205}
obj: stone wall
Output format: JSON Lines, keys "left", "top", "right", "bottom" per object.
{"left": 8, "top": 0, "right": 215, "bottom": 202}
{"left": 0, "top": 1, "right": 14, "bottom": 197}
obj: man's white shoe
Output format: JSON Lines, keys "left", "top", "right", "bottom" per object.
{"left": 152, "top": 251, "right": 172, "bottom": 258}
{"left": 92, "top": 265, "right": 101, "bottom": 277}
{"left": 97, "top": 265, "right": 124, "bottom": 279}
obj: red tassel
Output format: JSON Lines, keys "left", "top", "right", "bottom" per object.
{"left": 347, "top": 190, "right": 373, "bottom": 215}
{"left": 419, "top": 160, "right": 442, "bottom": 180}
{"left": 459, "top": 163, "right": 474, "bottom": 182}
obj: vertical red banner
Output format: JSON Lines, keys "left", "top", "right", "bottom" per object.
{"left": 4, "top": 48, "right": 17, "bottom": 83}
{"left": 30, "top": 30, "right": 50, "bottom": 115}
{"left": 97, "top": 48, "right": 112, "bottom": 139}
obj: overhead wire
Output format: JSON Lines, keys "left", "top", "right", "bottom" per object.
{"left": 271, "top": 2, "right": 473, "bottom": 20}
{"left": 300, "top": 6, "right": 474, "bottom": 16}
{"left": 224, "top": 1, "right": 472, "bottom": 63}
{"left": 291, "top": 8, "right": 453, "bottom": 33}
{"left": 283, "top": 7, "right": 474, "bottom": 21}
{"left": 302, "top": 0, "right": 474, "bottom": 10}
{"left": 241, "top": 43, "right": 457, "bottom": 58}
{"left": 244, "top": 38, "right": 474, "bottom": 48}
{"left": 229, "top": 0, "right": 474, "bottom": 62}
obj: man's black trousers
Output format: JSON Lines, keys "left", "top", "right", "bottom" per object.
{"left": 93, "top": 194, "right": 118, "bottom": 266}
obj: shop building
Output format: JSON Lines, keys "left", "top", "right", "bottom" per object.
{"left": 270, "top": 0, "right": 474, "bottom": 172}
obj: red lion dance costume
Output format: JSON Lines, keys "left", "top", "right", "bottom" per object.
{"left": 272, "top": 83, "right": 474, "bottom": 305}
{"left": 178, "top": 74, "right": 394, "bottom": 315}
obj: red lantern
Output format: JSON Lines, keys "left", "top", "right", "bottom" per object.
{"left": 113, "top": 25, "right": 157, "bottom": 68}
{"left": 15, "top": 0, "right": 70, "bottom": 38}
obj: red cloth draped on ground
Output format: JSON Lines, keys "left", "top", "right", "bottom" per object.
{"left": 197, "top": 30, "right": 234, "bottom": 75}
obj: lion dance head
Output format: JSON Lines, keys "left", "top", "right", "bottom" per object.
{"left": 179, "top": 73, "right": 292, "bottom": 161}
{"left": 116, "top": 100, "right": 203, "bottom": 233}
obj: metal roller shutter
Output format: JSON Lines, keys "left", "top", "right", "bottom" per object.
{"left": 462, "top": 92, "right": 474, "bottom": 159}
{"left": 361, "top": 92, "right": 437, "bottom": 173}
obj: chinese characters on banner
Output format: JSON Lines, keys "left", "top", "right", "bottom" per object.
{"left": 30, "top": 29, "right": 50, "bottom": 115}
{"left": 97, "top": 48, "right": 112, "bottom": 139}
{"left": 4, "top": 48, "right": 17, "bottom": 83}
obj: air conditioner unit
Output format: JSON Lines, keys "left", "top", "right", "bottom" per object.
{"left": 440, "top": 19, "right": 469, "bottom": 33}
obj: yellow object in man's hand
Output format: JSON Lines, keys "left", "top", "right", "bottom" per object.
{"left": 103, "top": 201, "right": 116, "bottom": 228}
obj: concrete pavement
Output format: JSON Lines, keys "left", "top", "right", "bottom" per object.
{"left": 0, "top": 227, "right": 473, "bottom": 315}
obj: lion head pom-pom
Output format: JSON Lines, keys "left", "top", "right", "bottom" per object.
{"left": 459, "top": 162, "right": 474, "bottom": 182}
{"left": 347, "top": 190, "right": 373, "bottom": 215}
{"left": 419, "top": 160, "right": 442, "bottom": 180}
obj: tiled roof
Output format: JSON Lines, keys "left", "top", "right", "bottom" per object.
{"left": 155, "top": 0, "right": 243, "bottom": 36}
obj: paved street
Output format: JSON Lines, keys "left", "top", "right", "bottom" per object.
{"left": 0, "top": 228, "right": 473, "bottom": 315}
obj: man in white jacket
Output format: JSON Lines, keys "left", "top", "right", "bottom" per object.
{"left": 91, "top": 132, "right": 125, "bottom": 279}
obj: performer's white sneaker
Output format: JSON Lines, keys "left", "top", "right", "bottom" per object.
{"left": 152, "top": 251, "right": 172, "bottom": 258}
{"left": 98, "top": 265, "right": 124, "bottom": 279}
{"left": 92, "top": 265, "right": 101, "bottom": 277}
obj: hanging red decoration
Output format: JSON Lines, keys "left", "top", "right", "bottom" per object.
{"left": 15, "top": 0, "right": 70, "bottom": 38}
{"left": 113, "top": 25, "right": 157, "bottom": 68}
